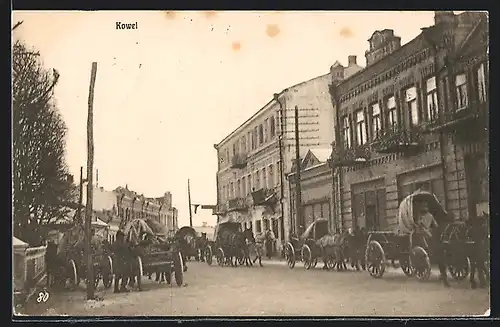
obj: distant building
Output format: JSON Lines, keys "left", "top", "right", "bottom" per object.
{"left": 193, "top": 221, "right": 215, "bottom": 240}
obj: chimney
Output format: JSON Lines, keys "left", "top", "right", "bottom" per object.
{"left": 348, "top": 55, "right": 357, "bottom": 66}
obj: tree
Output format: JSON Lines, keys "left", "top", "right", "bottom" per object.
{"left": 12, "top": 39, "right": 77, "bottom": 246}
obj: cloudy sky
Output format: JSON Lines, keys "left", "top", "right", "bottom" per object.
{"left": 12, "top": 10, "right": 437, "bottom": 227}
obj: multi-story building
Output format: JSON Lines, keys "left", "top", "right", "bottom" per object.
{"left": 329, "top": 11, "right": 488, "bottom": 231}
{"left": 287, "top": 148, "right": 333, "bottom": 234}
{"left": 214, "top": 56, "right": 363, "bottom": 242}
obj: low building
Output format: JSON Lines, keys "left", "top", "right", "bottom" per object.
{"left": 193, "top": 221, "right": 215, "bottom": 240}
{"left": 287, "top": 148, "right": 333, "bottom": 234}
{"left": 329, "top": 11, "right": 488, "bottom": 231}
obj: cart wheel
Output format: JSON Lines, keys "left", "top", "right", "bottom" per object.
{"left": 366, "top": 240, "right": 386, "bottom": 278}
{"left": 216, "top": 248, "right": 225, "bottom": 266}
{"left": 285, "top": 242, "right": 295, "bottom": 269}
{"left": 400, "top": 256, "right": 415, "bottom": 277}
{"left": 410, "top": 246, "right": 431, "bottom": 282}
{"left": 136, "top": 256, "right": 143, "bottom": 289}
{"left": 102, "top": 255, "right": 113, "bottom": 289}
{"left": 301, "top": 245, "right": 312, "bottom": 270}
{"left": 174, "top": 251, "right": 184, "bottom": 286}
{"left": 448, "top": 255, "right": 471, "bottom": 281}
{"left": 67, "top": 259, "right": 78, "bottom": 291}
{"left": 312, "top": 257, "right": 318, "bottom": 268}
{"left": 205, "top": 245, "right": 213, "bottom": 265}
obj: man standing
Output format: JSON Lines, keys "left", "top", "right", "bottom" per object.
{"left": 265, "top": 227, "right": 276, "bottom": 260}
{"left": 112, "top": 231, "right": 130, "bottom": 293}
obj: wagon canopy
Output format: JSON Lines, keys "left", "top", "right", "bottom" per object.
{"left": 214, "top": 221, "right": 241, "bottom": 242}
{"left": 122, "top": 218, "right": 155, "bottom": 244}
{"left": 301, "top": 218, "right": 328, "bottom": 240}
{"left": 56, "top": 224, "right": 107, "bottom": 256}
{"left": 397, "top": 190, "right": 448, "bottom": 235}
{"left": 176, "top": 226, "right": 197, "bottom": 239}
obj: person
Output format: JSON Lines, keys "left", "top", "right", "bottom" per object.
{"left": 45, "top": 239, "right": 59, "bottom": 288}
{"left": 264, "top": 227, "right": 276, "bottom": 260}
{"left": 112, "top": 230, "right": 130, "bottom": 293}
{"left": 414, "top": 200, "right": 438, "bottom": 249}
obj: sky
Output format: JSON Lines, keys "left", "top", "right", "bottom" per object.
{"left": 12, "top": 10, "right": 438, "bottom": 227}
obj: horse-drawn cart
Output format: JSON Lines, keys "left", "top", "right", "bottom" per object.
{"left": 285, "top": 218, "right": 329, "bottom": 270}
{"left": 205, "top": 220, "right": 244, "bottom": 267}
{"left": 364, "top": 190, "right": 470, "bottom": 282}
{"left": 57, "top": 225, "right": 113, "bottom": 290}
{"left": 123, "top": 219, "right": 184, "bottom": 287}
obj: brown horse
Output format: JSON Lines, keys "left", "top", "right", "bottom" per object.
{"left": 465, "top": 212, "right": 490, "bottom": 289}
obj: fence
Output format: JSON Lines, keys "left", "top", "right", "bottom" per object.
{"left": 13, "top": 244, "right": 47, "bottom": 306}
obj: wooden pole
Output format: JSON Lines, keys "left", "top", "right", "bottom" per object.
{"left": 78, "top": 166, "right": 84, "bottom": 224}
{"left": 188, "top": 179, "right": 193, "bottom": 227}
{"left": 85, "top": 62, "right": 97, "bottom": 300}
{"left": 294, "top": 106, "right": 303, "bottom": 235}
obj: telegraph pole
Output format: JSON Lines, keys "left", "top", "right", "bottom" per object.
{"left": 294, "top": 106, "right": 303, "bottom": 235}
{"left": 188, "top": 179, "right": 193, "bottom": 227}
{"left": 77, "top": 166, "right": 84, "bottom": 224}
{"left": 85, "top": 62, "right": 98, "bottom": 300}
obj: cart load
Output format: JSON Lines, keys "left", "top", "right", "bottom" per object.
{"left": 122, "top": 218, "right": 184, "bottom": 287}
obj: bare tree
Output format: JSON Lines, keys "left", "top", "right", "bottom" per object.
{"left": 12, "top": 40, "right": 76, "bottom": 246}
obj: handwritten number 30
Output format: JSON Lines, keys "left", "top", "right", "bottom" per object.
{"left": 37, "top": 291, "right": 50, "bottom": 303}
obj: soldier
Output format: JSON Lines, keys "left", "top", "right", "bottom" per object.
{"left": 112, "top": 231, "right": 130, "bottom": 293}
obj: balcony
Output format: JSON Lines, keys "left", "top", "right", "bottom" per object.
{"left": 227, "top": 197, "right": 248, "bottom": 212}
{"left": 330, "top": 143, "right": 371, "bottom": 168}
{"left": 251, "top": 188, "right": 278, "bottom": 207}
{"left": 372, "top": 126, "right": 424, "bottom": 154}
{"left": 212, "top": 203, "right": 228, "bottom": 215}
{"left": 423, "top": 104, "right": 488, "bottom": 141}
{"left": 230, "top": 153, "right": 248, "bottom": 169}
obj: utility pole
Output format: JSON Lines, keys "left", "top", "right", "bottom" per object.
{"left": 274, "top": 93, "right": 287, "bottom": 237}
{"left": 294, "top": 106, "right": 303, "bottom": 235}
{"left": 188, "top": 179, "right": 193, "bottom": 227}
{"left": 85, "top": 62, "right": 97, "bottom": 300}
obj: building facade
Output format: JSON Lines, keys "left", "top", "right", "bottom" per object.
{"left": 329, "top": 11, "right": 488, "bottom": 231}
{"left": 287, "top": 148, "right": 333, "bottom": 234}
{"left": 214, "top": 56, "right": 363, "bottom": 242}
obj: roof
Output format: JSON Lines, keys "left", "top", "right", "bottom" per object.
{"left": 309, "top": 148, "right": 332, "bottom": 163}
{"left": 331, "top": 60, "right": 344, "bottom": 68}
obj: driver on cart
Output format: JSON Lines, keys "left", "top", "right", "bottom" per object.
{"left": 414, "top": 200, "right": 439, "bottom": 250}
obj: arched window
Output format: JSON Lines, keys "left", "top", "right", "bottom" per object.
{"left": 270, "top": 116, "right": 276, "bottom": 137}
{"left": 258, "top": 124, "right": 264, "bottom": 144}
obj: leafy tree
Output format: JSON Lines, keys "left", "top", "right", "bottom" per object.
{"left": 12, "top": 39, "right": 77, "bottom": 246}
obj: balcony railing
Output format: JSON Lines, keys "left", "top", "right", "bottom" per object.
{"left": 251, "top": 188, "right": 278, "bottom": 206}
{"left": 330, "top": 143, "right": 371, "bottom": 168}
{"left": 231, "top": 153, "right": 248, "bottom": 169}
{"left": 423, "top": 104, "right": 488, "bottom": 141}
{"left": 227, "top": 197, "right": 249, "bottom": 212}
{"left": 372, "top": 126, "right": 424, "bottom": 154}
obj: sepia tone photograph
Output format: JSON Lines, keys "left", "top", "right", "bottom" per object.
{"left": 12, "top": 10, "right": 489, "bottom": 317}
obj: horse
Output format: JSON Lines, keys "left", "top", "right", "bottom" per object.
{"left": 217, "top": 227, "right": 246, "bottom": 267}
{"left": 465, "top": 212, "right": 490, "bottom": 289}
{"left": 344, "top": 228, "right": 368, "bottom": 271}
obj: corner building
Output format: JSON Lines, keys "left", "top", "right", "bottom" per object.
{"left": 214, "top": 56, "right": 363, "bottom": 243}
{"left": 329, "top": 11, "right": 489, "bottom": 231}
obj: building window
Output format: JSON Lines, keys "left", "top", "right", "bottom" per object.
{"left": 342, "top": 115, "right": 351, "bottom": 148}
{"left": 425, "top": 77, "right": 438, "bottom": 121}
{"left": 255, "top": 172, "right": 260, "bottom": 190}
{"left": 256, "top": 220, "right": 262, "bottom": 233}
{"left": 237, "top": 180, "right": 241, "bottom": 197}
{"left": 355, "top": 110, "right": 367, "bottom": 145}
{"left": 248, "top": 131, "right": 253, "bottom": 151}
{"left": 230, "top": 182, "right": 234, "bottom": 199}
{"left": 405, "top": 86, "right": 419, "bottom": 127}
{"left": 241, "top": 177, "right": 246, "bottom": 197}
{"left": 264, "top": 119, "right": 269, "bottom": 142}
{"left": 386, "top": 95, "right": 398, "bottom": 130}
{"left": 262, "top": 168, "right": 267, "bottom": 189}
{"left": 455, "top": 73, "right": 468, "bottom": 110}
{"left": 247, "top": 175, "right": 252, "bottom": 195}
{"left": 232, "top": 143, "right": 237, "bottom": 156}
{"left": 268, "top": 164, "right": 274, "bottom": 187}
{"left": 253, "top": 127, "right": 258, "bottom": 149}
{"left": 477, "top": 63, "right": 487, "bottom": 103}
{"left": 270, "top": 116, "right": 276, "bottom": 137}
{"left": 371, "top": 102, "right": 381, "bottom": 139}
{"left": 225, "top": 149, "right": 230, "bottom": 166}
{"left": 258, "top": 124, "right": 264, "bottom": 144}
{"left": 241, "top": 136, "right": 246, "bottom": 153}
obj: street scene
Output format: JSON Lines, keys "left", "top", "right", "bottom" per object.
{"left": 12, "top": 10, "right": 489, "bottom": 318}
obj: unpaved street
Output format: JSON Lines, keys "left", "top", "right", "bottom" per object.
{"left": 21, "top": 260, "right": 489, "bottom": 317}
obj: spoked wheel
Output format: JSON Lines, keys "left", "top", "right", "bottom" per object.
{"left": 102, "top": 255, "right": 113, "bottom": 289}
{"left": 400, "top": 256, "right": 415, "bottom": 277}
{"left": 301, "top": 245, "right": 313, "bottom": 270}
{"left": 285, "top": 242, "right": 295, "bottom": 269}
{"left": 448, "top": 255, "right": 471, "bottom": 281}
{"left": 312, "top": 257, "right": 318, "bottom": 268}
{"left": 173, "top": 251, "right": 184, "bottom": 286}
{"left": 67, "top": 259, "right": 79, "bottom": 291}
{"left": 410, "top": 246, "right": 431, "bottom": 282}
{"left": 205, "top": 245, "right": 213, "bottom": 265}
{"left": 365, "top": 240, "right": 386, "bottom": 278}
{"left": 216, "top": 248, "right": 225, "bottom": 266}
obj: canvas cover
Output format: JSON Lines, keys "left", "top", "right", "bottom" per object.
{"left": 397, "top": 190, "right": 447, "bottom": 236}
{"left": 122, "top": 218, "right": 155, "bottom": 244}
{"left": 301, "top": 218, "right": 328, "bottom": 240}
